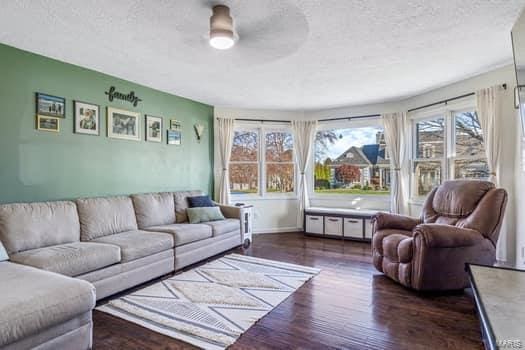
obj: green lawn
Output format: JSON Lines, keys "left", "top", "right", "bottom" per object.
{"left": 315, "top": 188, "right": 390, "bottom": 195}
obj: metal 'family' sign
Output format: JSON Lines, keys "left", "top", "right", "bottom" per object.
{"left": 105, "top": 86, "right": 142, "bottom": 107}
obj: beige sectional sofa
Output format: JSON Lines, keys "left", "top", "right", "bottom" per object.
{"left": 0, "top": 190, "right": 244, "bottom": 350}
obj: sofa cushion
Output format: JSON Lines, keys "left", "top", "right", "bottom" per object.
{"left": 9, "top": 242, "right": 121, "bottom": 277}
{"left": 174, "top": 190, "right": 204, "bottom": 223}
{"left": 145, "top": 224, "right": 213, "bottom": 246}
{"left": 76, "top": 196, "right": 138, "bottom": 241}
{"left": 92, "top": 230, "right": 173, "bottom": 262}
{"left": 203, "top": 219, "right": 240, "bottom": 236}
{"left": 0, "top": 242, "right": 8, "bottom": 261}
{"left": 0, "top": 201, "right": 79, "bottom": 254}
{"left": 131, "top": 192, "right": 175, "bottom": 229}
{"left": 187, "top": 207, "right": 225, "bottom": 224}
{"left": 0, "top": 262, "right": 95, "bottom": 347}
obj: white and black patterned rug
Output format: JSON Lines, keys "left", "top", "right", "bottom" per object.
{"left": 97, "top": 254, "right": 320, "bottom": 349}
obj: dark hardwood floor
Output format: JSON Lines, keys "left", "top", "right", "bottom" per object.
{"left": 93, "top": 232, "right": 483, "bottom": 350}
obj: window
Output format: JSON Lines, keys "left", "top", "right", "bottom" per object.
{"left": 411, "top": 109, "right": 488, "bottom": 198}
{"left": 265, "top": 132, "right": 294, "bottom": 193}
{"left": 230, "top": 127, "right": 295, "bottom": 197}
{"left": 314, "top": 126, "right": 390, "bottom": 195}
{"left": 230, "top": 131, "right": 258, "bottom": 194}
{"left": 453, "top": 111, "right": 489, "bottom": 179}
{"left": 413, "top": 117, "right": 445, "bottom": 197}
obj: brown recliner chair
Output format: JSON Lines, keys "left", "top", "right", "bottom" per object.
{"left": 372, "top": 180, "right": 507, "bottom": 291}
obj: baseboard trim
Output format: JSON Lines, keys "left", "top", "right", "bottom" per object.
{"left": 254, "top": 227, "right": 301, "bottom": 234}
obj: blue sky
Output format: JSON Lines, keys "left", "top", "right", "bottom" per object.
{"left": 316, "top": 126, "right": 382, "bottom": 160}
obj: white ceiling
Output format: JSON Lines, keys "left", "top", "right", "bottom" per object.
{"left": 1, "top": 0, "right": 524, "bottom": 110}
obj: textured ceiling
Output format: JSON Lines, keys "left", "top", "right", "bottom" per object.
{"left": 0, "top": 0, "right": 524, "bottom": 110}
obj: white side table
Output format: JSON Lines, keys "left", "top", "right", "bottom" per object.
{"left": 237, "top": 204, "right": 253, "bottom": 248}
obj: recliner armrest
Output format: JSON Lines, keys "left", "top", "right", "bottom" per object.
{"left": 373, "top": 212, "right": 421, "bottom": 231}
{"left": 413, "top": 224, "right": 483, "bottom": 248}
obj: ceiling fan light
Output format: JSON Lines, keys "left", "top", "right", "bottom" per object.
{"left": 209, "top": 5, "right": 236, "bottom": 50}
{"left": 210, "top": 31, "right": 235, "bottom": 50}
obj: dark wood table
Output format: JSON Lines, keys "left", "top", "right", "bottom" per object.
{"left": 466, "top": 263, "right": 525, "bottom": 350}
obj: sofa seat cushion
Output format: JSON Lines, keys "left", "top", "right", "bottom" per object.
{"left": 9, "top": 242, "right": 121, "bottom": 277}
{"left": 145, "top": 224, "right": 213, "bottom": 246}
{"left": 203, "top": 219, "right": 240, "bottom": 236}
{"left": 0, "top": 262, "right": 95, "bottom": 347}
{"left": 92, "top": 230, "right": 174, "bottom": 262}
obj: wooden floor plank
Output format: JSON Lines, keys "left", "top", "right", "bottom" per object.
{"left": 93, "top": 232, "right": 483, "bottom": 350}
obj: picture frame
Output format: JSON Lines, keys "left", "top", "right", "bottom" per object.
{"left": 145, "top": 115, "right": 163, "bottom": 143}
{"left": 74, "top": 101, "right": 100, "bottom": 136}
{"left": 167, "top": 130, "right": 182, "bottom": 145}
{"left": 36, "top": 115, "right": 60, "bottom": 132}
{"left": 170, "top": 119, "right": 181, "bottom": 130}
{"left": 36, "top": 93, "right": 66, "bottom": 118}
{"left": 107, "top": 107, "right": 140, "bottom": 141}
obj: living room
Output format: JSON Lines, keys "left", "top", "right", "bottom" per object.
{"left": 0, "top": 1, "right": 524, "bottom": 350}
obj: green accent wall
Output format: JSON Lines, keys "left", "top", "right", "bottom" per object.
{"left": 0, "top": 43, "right": 214, "bottom": 204}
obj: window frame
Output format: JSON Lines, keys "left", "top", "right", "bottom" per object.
{"left": 229, "top": 127, "right": 260, "bottom": 197}
{"left": 230, "top": 122, "right": 297, "bottom": 201}
{"left": 411, "top": 113, "right": 447, "bottom": 199}
{"left": 308, "top": 117, "right": 391, "bottom": 203}
{"left": 409, "top": 99, "right": 487, "bottom": 202}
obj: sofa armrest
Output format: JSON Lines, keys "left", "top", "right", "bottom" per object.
{"left": 413, "top": 224, "right": 484, "bottom": 248}
{"left": 373, "top": 212, "right": 422, "bottom": 231}
{"left": 217, "top": 204, "right": 243, "bottom": 219}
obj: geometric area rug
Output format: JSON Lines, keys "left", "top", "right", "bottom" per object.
{"left": 97, "top": 254, "right": 320, "bottom": 349}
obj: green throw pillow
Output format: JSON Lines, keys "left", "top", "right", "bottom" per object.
{"left": 0, "top": 242, "right": 8, "bottom": 262}
{"left": 187, "top": 207, "right": 225, "bottom": 224}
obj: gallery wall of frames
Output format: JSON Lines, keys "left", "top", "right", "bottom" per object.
{"left": 0, "top": 43, "right": 214, "bottom": 204}
{"left": 35, "top": 91, "right": 184, "bottom": 144}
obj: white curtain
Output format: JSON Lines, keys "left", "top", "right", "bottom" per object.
{"left": 476, "top": 86, "right": 504, "bottom": 185}
{"left": 291, "top": 120, "right": 318, "bottom": 228}
{"left": 381, "top": 112, "right": 409, "bottom": 214}
{"left": 216, "top": 118, "right": 235, "bottom": 204}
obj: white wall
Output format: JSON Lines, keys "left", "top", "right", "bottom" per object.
{"left": 215, "top": 65, "right": 522, "bottom": 265}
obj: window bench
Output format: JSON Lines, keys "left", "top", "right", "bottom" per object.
{"left": 304, "top": 207, "right": 382, "bottom": 242}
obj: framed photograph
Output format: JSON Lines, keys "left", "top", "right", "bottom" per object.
{"left": 107, "top": 107, "right": 140, "bottom": 141}
{"left": 167, "top": 130, "right": 181, "bottom": 145}
{"left": 36, "top": 93, "right": 66, "bottom": 118}
{"left": 74, "top": 101, "right": 100, "bottom": 135}
{"left": 170, "top": 119, "right": 181, "bottom": 130}
{"left": 145, "top": 115, "right": 163, "bottom": 143}
{"left": 36, "top": 115, "right": 60, "bottom": 132}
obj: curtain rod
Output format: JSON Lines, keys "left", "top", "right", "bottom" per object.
{"left": 407, "top": 83, "right": 507, "bottom": 113}
{"left": 227, "top": 113, "right": 381, "bottom": 124}
{"left": 233, "top": 118, "right": 290, "bottom": 123}
{"left": 318, "top": 114, "right": 381, "bottom": 122}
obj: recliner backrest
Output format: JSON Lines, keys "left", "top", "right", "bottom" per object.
{"left": 422, "top": 179, "right": 507, "bottom": 245}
